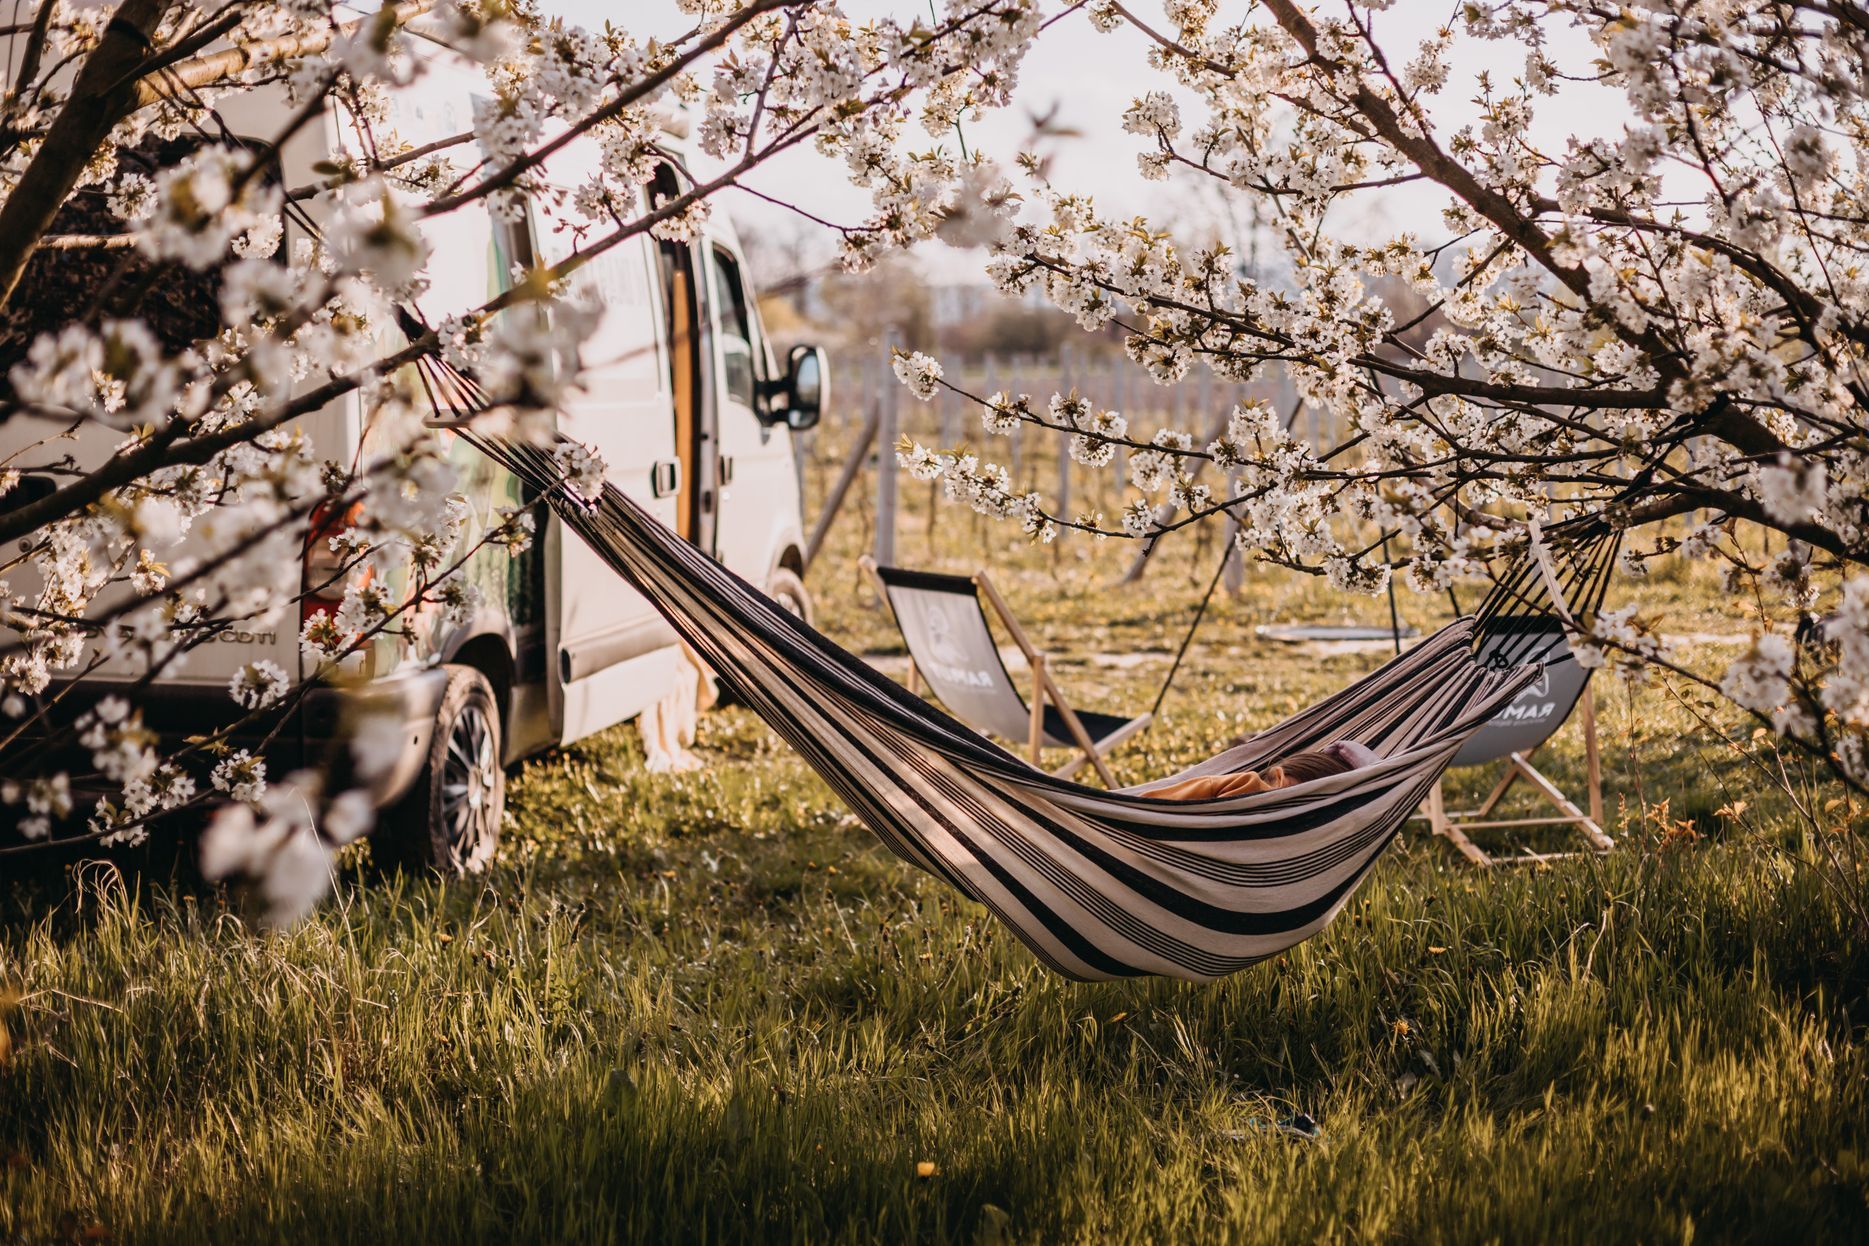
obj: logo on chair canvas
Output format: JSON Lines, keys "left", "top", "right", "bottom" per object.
{"left": 1493, "top": 667, "right": 1555, "bottom": 722}
{"left": 920, "top": 602, "right": 998, "bottom": 690}
{"left": 925, "top": 603, "right": 969, "bottom": 666}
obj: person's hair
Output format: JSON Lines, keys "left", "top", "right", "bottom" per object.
{"left": 1274, "top": 748, "right": 1357, "bottom": 786}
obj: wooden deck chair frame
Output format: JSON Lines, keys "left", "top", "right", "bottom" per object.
{"left": 860, "top": 556, "right": 1150, "bottom": 786}
{"left": 1422, "top": 540, "right": 1614, "bottom": 867}
{"left": 1420, "top": 681, "right": 1611, "bottom": 867}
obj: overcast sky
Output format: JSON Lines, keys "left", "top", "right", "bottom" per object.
{"left": 547, "top": 2, "right": 1628, "bottom": 280}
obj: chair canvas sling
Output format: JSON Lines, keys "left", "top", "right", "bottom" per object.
{"left": 859, "top": 557, "right": 1151, "bottom": 786}
{"left": 1417, "top": 616, "right": 1612, "bottom": 866}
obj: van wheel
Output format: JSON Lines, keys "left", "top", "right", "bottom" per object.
{"left": 378, "top": 665, "right": 503, "bottom": 877}
{"left": 767, "top": 567, "right": 812, "bottom": 626}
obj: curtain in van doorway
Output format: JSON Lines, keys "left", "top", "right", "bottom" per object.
{"left": 638, "top": 643, "right": 718, "bottom": 773}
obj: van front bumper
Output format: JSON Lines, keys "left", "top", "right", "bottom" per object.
{"left": 303, "top": 665, "right": 451, "bottom": 806}
{"left": 19, "top": 665, "right": 449, "bottom": 813}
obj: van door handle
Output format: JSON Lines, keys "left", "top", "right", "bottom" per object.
{"left": 718, "top": 456, "right": 735, "bottom": 486}
{"left": 650, "top": 460, "right": 681, "bottom": 498}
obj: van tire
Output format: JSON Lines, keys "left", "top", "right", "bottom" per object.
{"left": 377, "top": 664, "right": 503, "bottom": 877}
{"left": 766, "top": 567, "right": 813, "bottom": 626}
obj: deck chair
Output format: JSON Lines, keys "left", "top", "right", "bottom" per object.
{"left": 860, "top": 557, "right": 1151, "bottom": 785}
{"left": 1418, "top": 615, "right": 1612, "bottom": 866}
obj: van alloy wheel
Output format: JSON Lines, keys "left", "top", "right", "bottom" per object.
{"left": 376, "top": 664, "right": 503, "bottom": 877}
{"left": 439, "top": 700, "right": 500, "bottom": 871}
{"left": 766, "top": 567, "right": 812, "bottom": 625}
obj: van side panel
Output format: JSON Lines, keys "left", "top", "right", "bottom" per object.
{"left": 0, "top": 85, "right": 338, "bottom": 697}
{"left": 365, "top": 64, "right": 574, "bottom": 767}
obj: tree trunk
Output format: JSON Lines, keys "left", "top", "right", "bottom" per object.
{"left": 0, "top": 0, "right": 171, "bottom": 311}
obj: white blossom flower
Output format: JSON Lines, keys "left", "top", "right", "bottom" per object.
{"left": 982, "top": 392, "right": 1027, "bottom": 435}
{"left": 433, "top": 0, "right": 521, "bottom": 64}
{"left": 552, "top": 440, "right": 607, "bottom": 503}
{"left": 1122, "top": 92, "right": 1181, "bottom": 140}
{"left": 256, "top": 820, "right": 334, "bottom": 925}
{"left": 1721, "top": 634, "right": 1796, "bottom": 717}
{"left": 211, "top": 750, "right": 268, "bottom": 804}
{"left": 326, "top": 185, "right": 433, "bottom": 300}
{"left": 230, "top": 661, "right": 290, "bottom": 710}
{"left": 323, "top": 789, "right": 375, "bottom": 845}
{"left": 1755, "top": 457, "right": 1829, "bottom": 527}
{"left": 137, "top": 146, "right": 279, "bottom": 270}
{"left": 350, "top": 712, "right": 406, "bottom": 783}
{"left": 199, "top": 802, "right": 264, "bottom": 883}
{"left": 1325, "top": 557, "right": 1391, "bottom": 597}
{"left": 892, "top": 350, "right": 943, "bottom": 401}
{"left": 10, "top": 320, "right": 180, "bottom": 429}
{"left": 899, "top": 442, "right": 944, "bottom": 481}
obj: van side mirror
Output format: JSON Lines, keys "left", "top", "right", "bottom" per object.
{"left": 776, "top": 344, "right": 826, "bottom": 431}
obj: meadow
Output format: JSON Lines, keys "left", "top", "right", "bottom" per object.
{"left": 3, "top": 427, "right": 1866, "bottom": 1243}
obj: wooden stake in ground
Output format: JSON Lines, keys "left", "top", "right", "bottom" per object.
{"left": 875, "top": 351, "right": 898, "bottom": 568}
{"left": 802, "top": 407, "right": 879, "bottom": 572}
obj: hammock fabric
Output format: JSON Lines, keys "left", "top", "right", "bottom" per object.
{"left": 470, "top": 437, "right": 1563, "bottom": 982}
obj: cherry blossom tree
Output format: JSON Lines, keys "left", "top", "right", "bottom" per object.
{"left": 0, "top": 0, "right": 1043, "bottom": 917}
{"left": 8, "top": 0, "right": 1869, "bottom": 922}
{"left": 894, "top": 0, "right": 1869, "bottom": 797}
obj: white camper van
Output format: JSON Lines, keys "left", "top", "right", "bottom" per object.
{"left": 0, "top": 45, "right": 825, "bottom": 872}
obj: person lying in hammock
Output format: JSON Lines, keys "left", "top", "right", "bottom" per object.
{"left": 1148, "top": 740, "right": 1381, "bottom": 801}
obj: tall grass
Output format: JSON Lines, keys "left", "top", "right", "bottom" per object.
{"left": 3, "top": 813, "right": 1865, "bottom": 1242}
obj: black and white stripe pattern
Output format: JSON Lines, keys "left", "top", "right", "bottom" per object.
{"left": 482, "top": 440, "right": 1541, "bottom": 981}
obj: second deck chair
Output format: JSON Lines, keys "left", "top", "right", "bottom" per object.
{"left": 1419, "top": 615, "right": 1613, "bottom": 865}
{"left": 860, "top": 557, "right": 1151, "bottom": 785}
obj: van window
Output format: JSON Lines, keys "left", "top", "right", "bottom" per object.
{"left": 481, "top": 207, "right": 546, "bottom": 638}
{"left": 711, "top": 247, "right": 757, "bottom": 408}
{"left": 491, "top": 211, "right": 537, "bottom": 295}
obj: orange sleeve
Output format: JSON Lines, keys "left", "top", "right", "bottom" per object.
{"left": 1146, "top": 769, "right": 1281, "bottom": 801}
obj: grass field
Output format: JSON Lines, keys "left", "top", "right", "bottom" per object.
{"left": 3, "top": 428, "right": 1868, "bottom": 1243}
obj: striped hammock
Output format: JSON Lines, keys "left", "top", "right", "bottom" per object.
{"left": 472, "top": 436, "right": 1578, "bottom": 982}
